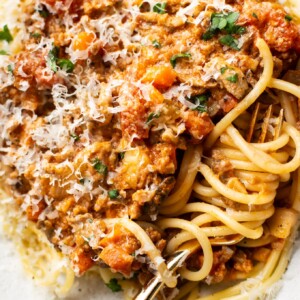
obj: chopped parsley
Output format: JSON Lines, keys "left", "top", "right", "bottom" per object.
{"left": 220, "top": 66, "right": 228, "bottom": 74}
{"left": 93, "top": 158, "right": 108, "bottom": 175}
{"left": 252, "top": 12, "right": 258, "bottom": 19}
{"left": 70, "top": 133, "right": 80, "bottom": 141}
{"left": 170, "top": 52, "right": 191, "bottom": 68}
{"left": 153, "top": 2, "right": 167, "bottom": 14}
{"left": 47, "top": 47, "right": 74, "bottom": 73}
{"left": 285, "top": 15, "right": 293, "bottom": 22}
{"left": 0, "top": 50, "right": 8, "bottom": 55}
{"left": 47, "top": 46, "right": 59, "bottom": 72}
{"left": 152, "top": 40, "right": 161, "bottom": 49}
{"left": 79, "top": 178, "right": 85, "bottom": 184}
{"left": 0, "top": 25, "right": 13, "bottom": 43}
{"left": 7, "top": 64, "right": 13, "bottom": 74}
{"left": 31, "top": 32, "right": 42, "bottom": 39}
{"left": 57, "top": 59, "right": 74, "bottom": 73}
{"left": 106, "top": 278, "right": 122, "bottom": 292}
{"left": 201, "top": 11, "right": 245, "bottom": 47}
{"left": 146, "top": 112, "right": 160, "bottom": 124}
{"left": 226, "top": 73, "right": 238, "bottom": 83}
{"left": 191, "top": 94, "right": 209, "bottom": 112}
{"left": 108, "top": 189, "right": 119, "bottom": 199}
{"left": 37, "top": 7, "right": 50, "bottom": 18}
{"left": 119, "top": 152, "right": 125, "bottom": 160}
{"left": 219, "top": 35, "right": 240, "bottom": 50}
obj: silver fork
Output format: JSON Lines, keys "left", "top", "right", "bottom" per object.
{"left": 134, "top": 235, "right": 244, "bottom": 300}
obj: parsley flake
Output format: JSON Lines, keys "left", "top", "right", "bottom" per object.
{"left": 220, "top": 66, "right": 228, "bottom": 74}
{"left": 93, "top": 158, "right": 108, "bottom": 175}
{"left": 37, "top": 6, "right": 50, "bottom": 18}
{"left": 170, "top": 52, "right": 191, "bottom": 68}
{"left": 152, "top": 40, "right": 161, "bottom": 49}
{"left": 108, "top": 189, "right": 119, "bottom": 199}
{"left": 0, "top": 25, "right": 13, "bottom": 43}
{"left": 119, "top": 152, "right": 125, "bottom": 160}
{"left": 47, "top": 46, "right": 59, "bottom": 72}
{"left": 226, "top": 73, "right": 238, "bottom": 83}
{"left": 219, "top": 35, "right": 240, "bottom": 50}
{"left": 153, "top": 2, "right": 167, "bottom": 14}
{"left": 146, "top": 112, "right": 160, "bottom": 124}
{"left": 70, "top": 133, "right": 80, "bottom": 141}
{"left": 201, "top": 12, "right": 246, "bottom": 41}
{"left": 57, "top": 59, "right": 74, "bottom": 73}
{"left": 252, "top": 12, "right": 258, "bottom": 19}
{"left": 0, "top": 50, "right": 8, "bottom": 55}
{"left": 285, "top": 15, "right": 292, "bottom": 22}
{"left": 191, "top": 94, "right": 209, "bottom": 112}
{"left": 31, "top": 32, "right": 42, "bottom": 39}
{"left": 106, "top": 278, "right": 122, "bottom": 292}
{"left": 7, "top": 64, "right": 13, "bottom": 74}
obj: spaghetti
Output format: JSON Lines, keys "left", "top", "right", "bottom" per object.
{"left": 0, "top": 0, "right": 300, "bottom": 299}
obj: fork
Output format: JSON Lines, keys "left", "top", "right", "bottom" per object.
{"left": 134, "top": 235, "right": 243, "bottom": 300}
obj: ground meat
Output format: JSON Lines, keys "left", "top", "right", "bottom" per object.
{"left": 150, "top": 143, "right": 177, "bottom": 174}
{"left": 14, "top": 51, "right": 63, "bottom": 90}
{"left": 241, "top": 1, "right": 299, "bottom": 53}
{"left": 232, "top": 249, "right": 253, "bottom": 273}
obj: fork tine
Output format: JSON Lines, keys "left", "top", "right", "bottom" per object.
{"left": 134, "top": 250, "right": 190, "bottom": 300}
{"left": 247, "top": 102, "right": 260, "bottom": 142}
{"left": 274, "top": 109, "right": 283, "bottom": 140}
{"left": 258, "top": 105, "right": 273, "bottom": 143}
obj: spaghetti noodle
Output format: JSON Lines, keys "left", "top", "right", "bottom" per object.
{"left": 0, "top": 0, "right": 300, "bottom": 299}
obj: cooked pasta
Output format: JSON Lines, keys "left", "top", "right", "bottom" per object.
{"left": 0, "top": 0, "right": 300, "bottom": 299}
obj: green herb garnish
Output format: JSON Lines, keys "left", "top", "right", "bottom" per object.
{"left": 219, "top": 34, "right": 240, "bottom": 50}
{"left": 226, "top": 73, "right": 238, "bottom": 83}
{"left": 146, "top": 112, "right": 160, "bottom": 124}
{"left": 108, "top": 189, "right": 119, "bottom": 199}
{"left": 153, "top": 2, "right": 167, "bottom": 14}
{"left": 37, "top": 7, "right": 50, "bottom": 18}
{"left": 152, "top": 40, "right": 161, "bottom": 49}
{"left": 70, "top": 133, "right": 80, "bottom": 141}
{"left": 119, "top": 152, "right": 125, "bottom": 160}
{"left": 220, "top": 66, "right": 228, "bottom": 74}
{"left": 170, "top": 52, "right": 191, "bottom": 68}
{"left": 57, "top": 59, "right": 74, "bottom": 73}
{"left": 191, "top": 94, "right": 209, "bottom": 112}
{"left": 285, "top": 15, "right": 293, "bottom": 22}
{"left": 201, "top": 12, "right": 245, "bottom": 41}
{"left": 252, "top": 12, "right": 258, "bottom": 19}
{"left": 31, "top": 32, "right": 42, "bottom": 39}
{"left": 7, "top": 64, "right": 13, "bottom": 74}
{"left": 93, "top": 158, "right": 108, "bottom": 175}
{"left": 47, "top": 46, "right": 59, "bottom": 72}
{"left": 0, "top": 50, "right": 8, "bottom": 55}
{"left": 0, "top": 25, "right": 13, "bottom": 43}
{"left": 106, "top": 278, "right": 122, "bottom": 292}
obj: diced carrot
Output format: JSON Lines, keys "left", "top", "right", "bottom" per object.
{"left": 148, "top": 85, "right": 164, "bottom": 104}
{"left": 142, "top": 65, "right": 177, "bottom": 89}
{"left": 70, "top": 247, "right": 94, "bottom": 274}
{"left": 73, "top": 32, "right": 94, "bottom": 51}
{"left": 99, "top": 224, "right": 139, "bottom": 254}
{"left": 100, "top": 245, "right": 133, "bottom": 276}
